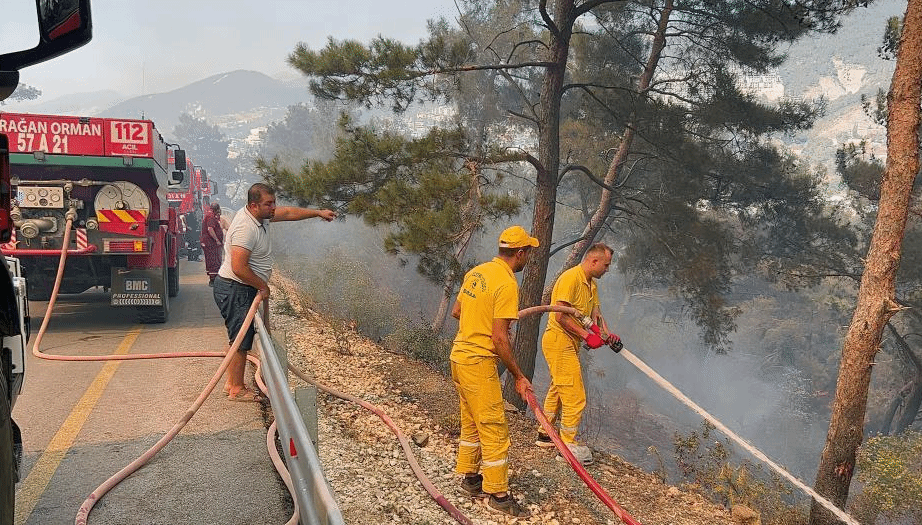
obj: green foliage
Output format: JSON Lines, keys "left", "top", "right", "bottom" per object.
{"left": 260, "top": 116, "right": 520, "bottom": 288}
{"left": 860, "top": 89, "right": 888, "bottom": 126}
{"left": 283, "top": 0, "right": 872, "bottom": 353}
{"left": 853, "top": 431, "right": 922, "bottom": 523}
{"left": 836, "top": 141, "right": 884, "bottom": 201}
{"left": 383, "top": 320, "right": 452, "bottom": 372}
{"left": 877, "top": 15, "right": 902, "bottom": 60}
{"left": 674, "top": 421, "right": 808, "bottom": 525}
{"left": 621, "top": 207, "right": 740, "bottom": 350}
{"left": 288, "top": 32, "right": 469, "bottom": 113}
{"left": 674, "top": 421, "right": 732, "bottom": 485}
{"left": 280, "top": 248, "right": 402, "bottom": 342}
{"left": 171, "top": 113, "right": 233, "bottom": 183}
{"left": 259, "top": 101, "right": 354, "bottom": 170}
{"left": 555, "top": 1, "right": 850, "bottom": 350}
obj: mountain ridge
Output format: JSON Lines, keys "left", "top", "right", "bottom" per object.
{"left": 0, "top": 0, "right": 909, "bottom": 176}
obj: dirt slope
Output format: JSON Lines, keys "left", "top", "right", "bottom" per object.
{"left": 271, "top": 273, "right": 738, "bottom": 525}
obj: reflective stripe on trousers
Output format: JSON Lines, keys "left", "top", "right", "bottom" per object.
{"left": 451, "top": 357, "right": 510, "bottom": 494}
{"left": 540, "top": 330, "right": 586, "bottom": 445}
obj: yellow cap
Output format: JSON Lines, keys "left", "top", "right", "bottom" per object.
{"left": 499, "top": 226, "right": 539, "bottom": 249}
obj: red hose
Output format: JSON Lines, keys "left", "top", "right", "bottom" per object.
{"left": 74, "top": 297, "right": 263, "bottom": 525}
{"left": 518, "top": 304, "right": 643, "bottom": 525}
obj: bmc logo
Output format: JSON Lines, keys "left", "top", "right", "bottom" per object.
{"left": 125, "top": 279, "right": 150, "bottom": 291}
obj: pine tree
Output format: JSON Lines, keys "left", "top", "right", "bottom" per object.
{"left": 810, "top": 2, "right": 922, "bottom": 521}
{"left": 258, "top": 116, "right": 521, "bottom": 331}
{"left": 172, "top": 113, "right": 233, "bottom": 189}
{"left": 284, "top": 0, "right": 871, "bottom": 399}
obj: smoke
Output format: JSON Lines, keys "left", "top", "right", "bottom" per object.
{"left": 574, "top": 269, "right": 836, "bottom": 485}
{"left": 270, "top": 203, "right": 842, "bottom": 493}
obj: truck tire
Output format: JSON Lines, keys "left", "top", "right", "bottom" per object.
{"left": 168, "top": 267, "right": 179, "bottom": 298}
{"left": 137, "top": 282, "right": 169, "bottom": 323}
{"left": 1, "top": 367, "right": 15, "bottom": 525}
{"left": 137, "top": 244, "right": 170, "bottom": 324}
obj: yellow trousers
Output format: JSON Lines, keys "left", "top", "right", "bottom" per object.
{"left": 540, "top": 330, "right": 585, "bottom": 444}
{"left": 451, "top": 357, "right": 510, "bottom": 494}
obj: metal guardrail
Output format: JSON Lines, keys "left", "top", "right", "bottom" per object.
{"left": 254, "top": 314, "right": 346, "bottom": 525}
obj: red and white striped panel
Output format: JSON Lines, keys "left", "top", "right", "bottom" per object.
{"left": 75, "top": 228, "right": 88, "bottom": 250}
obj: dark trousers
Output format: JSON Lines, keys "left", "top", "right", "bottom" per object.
{"left": 213, "top": 275, "right": 257, "bottom": 351}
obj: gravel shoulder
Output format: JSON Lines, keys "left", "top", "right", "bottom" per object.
{"left": 270, "top": 272, "right": 739, "bottom": 525}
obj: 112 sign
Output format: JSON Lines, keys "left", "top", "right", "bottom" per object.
{"left": 109, "top": 121, "right": 149, "bottom": 144}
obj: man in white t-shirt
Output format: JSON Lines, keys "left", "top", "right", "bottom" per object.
{"left": 213, "top": 182, "right": 336, "bottom": 401}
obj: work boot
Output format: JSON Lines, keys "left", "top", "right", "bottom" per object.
{"left": 459, "top": 473, "right": 486, "bottom": 497}
{"left": 487, "top": 494, "right": 528, "bottom": 517}
{"left": 535, "top": 431, "right": 555, "bottom": 448}
{"left": 556, "top": 443, "right": 593, "bottom": 466}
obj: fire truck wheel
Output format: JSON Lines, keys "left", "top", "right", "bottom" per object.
{"left": 168, "top": 267, "right": 179, "bottom": 298}
{"left": 1, "top": 367, "right": 15, "bottom": 525}
{"left": 137, "top": 253, "right": 170, "bottom": 324}
{"left": 137, "top": 289, "right": 169, "bottom": 323}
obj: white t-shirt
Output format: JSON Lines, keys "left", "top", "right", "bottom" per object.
{"left": 217, "top": 206, "right": 273, "bottom": 284}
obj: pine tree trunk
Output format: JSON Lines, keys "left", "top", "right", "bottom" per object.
{"left": 431, "top": 280, "right": 454, "bottom": 333}
{"left": 877, "top": 394, "right": 903, "bottom": 435}
{"left": 547, "top": 0, "right": 673, "bottom": 304}
{"left": 810, "top": 1, "right": 922, "bottom": 523}
{"left": 895, "top": 377, "right": 922, "bottom": 433}
{"left": 506, "top": 0, "right": 575, "bottom": 407}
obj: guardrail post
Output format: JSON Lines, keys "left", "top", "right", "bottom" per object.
{"left": 272, "top": 329, "right": 318, "bottom": 451}
{"left": 294, "top": 386, "right": 319, "bottom": 452}
{"left": 271, "top": 331, "right": 289, "bottom": 379}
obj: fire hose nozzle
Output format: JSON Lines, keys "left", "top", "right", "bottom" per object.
{"left": 609, "top": 340, "right": 623, "bottom": 353}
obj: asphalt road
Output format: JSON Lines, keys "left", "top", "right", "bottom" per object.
{"left": 11, "top": 260, "right": 290, "bottom": 525}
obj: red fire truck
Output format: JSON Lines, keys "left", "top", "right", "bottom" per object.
{"left": 166, "top": 150, "right": 217, "bottom": 260}
{"left": 0, "top": 112, "right": 184, "bottom": 323}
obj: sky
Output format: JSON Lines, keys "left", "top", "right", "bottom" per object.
{"left": 1, "top": 0, "right": 458, "bottom": 101}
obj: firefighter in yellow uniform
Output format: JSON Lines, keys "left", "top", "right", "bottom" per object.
{"left": 536, "top": 243, "right": 621, "bottom": 465}
{"left": 450, "top": 225, "right": 537, "bottom": 518}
